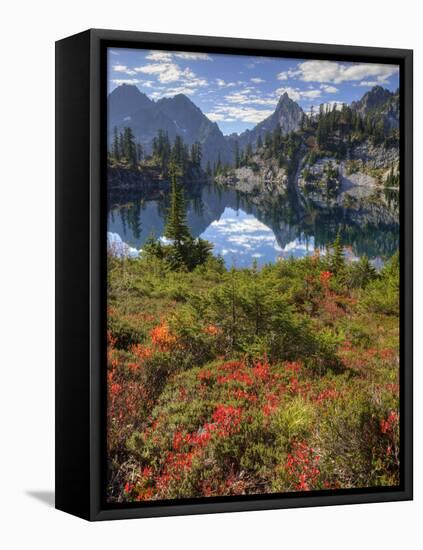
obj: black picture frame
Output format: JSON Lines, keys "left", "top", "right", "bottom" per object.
{"left": 55, "top": 28, "right": 413, "bottom": 521}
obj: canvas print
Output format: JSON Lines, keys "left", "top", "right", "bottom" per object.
{"left": 106, "top": 48, "right": 400, "bottom": 503}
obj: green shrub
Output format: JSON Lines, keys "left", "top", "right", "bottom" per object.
{"left": 108, "top": 315, "right": 147, "bottom": 349}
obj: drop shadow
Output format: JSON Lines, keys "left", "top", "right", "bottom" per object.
{"left": 26, "top": 490, "right": 55, "bottom": 508}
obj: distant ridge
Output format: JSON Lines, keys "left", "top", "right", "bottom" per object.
{"left": 108, "top": 84, "right": 398, "bottom": 168}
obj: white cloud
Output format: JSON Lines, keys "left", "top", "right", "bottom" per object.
{"left": 113, "top": 64, "right": 137, "bottom": 76}
{"left": 277, "top": 67, "right": 300, "bottom": 81}
{"left": 134, "top": 62, "right": 177, "bottom": 80}
{"left": 206, "top": 112, "right": 225, "bottom": 122}
{"left": 145, "top": 51, "right": 173, "bottom": 62}
{"left": 250, "top": 77, "right": 265, "bottom": 83}
{"left": 304, "top": 101, "right": 343, "bottom": 116}
{"left": 150, "top": 86, "right": 196, "bottom": 99}
{"left": 275, "top": 86, "right": 322, "bottom": 101}
{"left": 111, "top": 79, "right": 141, "bottom": 86}
{"left": 206, "top": 105, "right": 274, "bottom": 124}
{"left": 224, "top": 90, "right": 277, "bottom": 107}
{"left": 134, "top": 62, "right": 207, "bottom": 88}
{"left": 216, "top": 78, "right": 236, "bottom": 87}
{"left": 292, "top": 60, "right": 399, "bottom": 84}
{"left": 145, "top": 50, "right": 212, "bottom": 63}
{"left": 107, "top": 233, "right": 139, "bottom": 258}
{"left": 355, "top": 80, "right": 380, "bottom": 87}
{"left": 211, "top": 216, "right": 271, "bottom": 233}
{"left": 174, "top": 52, "right": 212, "bottom": 61}
{"left": 322, "top": 100, "right": 344, "bottom": 111}
{"left": 320, "top": 84, "right": 339, "bottom": 93}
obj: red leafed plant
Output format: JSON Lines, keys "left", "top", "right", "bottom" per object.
{"left": 284, "top": 441, "right": 321, "bottom": 491}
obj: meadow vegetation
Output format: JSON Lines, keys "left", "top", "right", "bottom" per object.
{"left": 107, "top": 235, "right": 400, "bottom": 502}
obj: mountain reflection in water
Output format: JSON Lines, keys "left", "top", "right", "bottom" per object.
{"left": 107, "top": 182, "right": 399, "bottom": 268}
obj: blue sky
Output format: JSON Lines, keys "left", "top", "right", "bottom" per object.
{"left": 108, "top": 48, "right": 399, "bottom": 135}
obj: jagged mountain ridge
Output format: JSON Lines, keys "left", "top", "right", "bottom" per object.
{"left": 351, "top": 85, "right": 399, "bottom": 130}
{"left": 234, "top": 92, "right": 304, "bottom": 150}
{"left": 108, "top": 85, "right": 232, "bottom": 167}
{"left": 108, "top": 84, "right": 399, "bottom": 169}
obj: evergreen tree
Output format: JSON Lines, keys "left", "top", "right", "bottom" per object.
{"left": 143, "top": 232, "right": 164, "bottom": 261}
{"left": 122, "top": 127, "right": 137, "bottom": 166}
{"left": 190, "top": 142, "right": 202, "bottom": 167}
{"left": 164, "top": 162, "right": 191, "bottom": 246}
{"left": 171, "top": 135, "right": 187, "bottom": 173}
{"left": 215, "top": 153, "right": 222, "bottom": 175}
{"left": 272, "top": 124, "right": 281, "bottom": 154}
{"left": 299, "top": 113, "right": 306, "bottom": 132}
{"left": 349, "top": 255, "right": 376, "bottom": 288}
{"left": 234, "top": 141, "right": 240, "bottom": 168}
{"left": 316, "top": 105, "right": 328, "bottom": 149}
{"left": 206, "top": 160, "right": 212, "bottom": 177}
{"left": 244, "top": 263, "right": 269, "bottom": 336}
{"left": 239, "top": 148, "right": 245, "bottom": 167}
{"left": 329, "top": 230, "right": 345, "bottom": 276}
{"left": 112, "top": 126, "right": 120, "bottom": 160}
{"left": 245, "top": 143, "right": 253, "bottom": 165}
{"left": 118, "top": 131, "right": 125, "bottom": 159}
{"left": 256, "top": 135, "right": 263, "bottom": 149}
{"left": 193, "top": 238, "right": 214, "bottom": 266}
{"left": 372, "top": 119, "right": 385, "bottom": 145}
{"left": 136, "top": 143, "right": 143, "bottom": 163}
{"left": 264, "top": 132, "right": 272, "bottom": 151}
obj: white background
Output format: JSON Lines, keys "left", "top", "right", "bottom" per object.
{"left": 0, "top": 1, "right": 420, "bottom": 547}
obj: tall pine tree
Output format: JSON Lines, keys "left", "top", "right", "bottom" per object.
{"left": 329, "top": 230, "right": 345, "bottom": 276}
{"left": 164, "top": 161, "right": 191, "bottom": 245}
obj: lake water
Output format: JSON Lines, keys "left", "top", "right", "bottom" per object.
{"left": 107, "top": 182, "right": 399, "bottom": 268}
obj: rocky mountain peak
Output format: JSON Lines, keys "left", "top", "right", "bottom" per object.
{"left": 236, "top": 93, "right": 303, "bottom": 150}
{"left": 109, "top": 84, "right": 151, "bottom": 106}
{"left": 108, "top": 84, "right": 153, "bottom": 127}
{"left": 277, "top": 91, "right": 290, "bottom": 104}
{"left": 352, "top": 85, "right": 394, "bottom": 115}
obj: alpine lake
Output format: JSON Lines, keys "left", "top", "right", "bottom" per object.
{"left": 107, "top": 180, "right": 399, "bottom": 269}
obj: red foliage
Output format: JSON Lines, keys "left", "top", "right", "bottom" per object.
{"left": 314, "top": 386, "right": 339, "bottom": 405}
{"left": 252, "top": 360, "right": 270, "bottom": 381}
{"left": 212, "top": 405, "right": 243, "bottom": 437}
{"left": 380, "top": 410, "right": 399, "bottom": 435}
{"left": 285, "top": 361, "right": 302, "bottom": 374}
{"left": 203, "top": 324, "right": 219, "bottom": 336}
{"left": 130, "top": 343, "right": 153, "bottom": 360}
{"left": 217, "top": 370, "right": 253, "bottom": 386}
{"left": 150, "top": 322, "right": 176, "bottom": 352}
{"left": 262, "top": 392, "right": 279, "bottom": 416}
{"left": 285, "top": 441, "right": 321, "bottom": 491}
{"left": 230, "top": 388, "right": 258, "bottom": 404}
{"left": 198, "top": 370, "right": 213, "bottom": 383}
{"left": 320, "top": 270, "right": 332, "bottom": 287}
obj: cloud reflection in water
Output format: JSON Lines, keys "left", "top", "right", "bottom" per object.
{"left": 200, "top": 207, "right": 319, "bottom": 268}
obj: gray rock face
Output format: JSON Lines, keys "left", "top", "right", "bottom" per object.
{"left": 215, "top": 162, "right": 288, "bottom": 198}
{"left": 156, "top": 94, "right": 233, "bottom": 167}
{"left": 108, "top": 86, "right": 232, "bottom": 168}
{"left": 339, "top": 170, "right": 377, "bottom": 199}
{"left": 296, "top": 140, "right": 399, "bottom": 210}
{"left": 351, "top": 85, "right": 399, "bottom": 130}
{"left": 351, "top": 141, "right": 399, "bottom": 170}
{"left": 108, "top": 84, "right": 153, "bottom": 128}
{"left": 236, "top": 93, "right": 304, "bottom": 150}
{"left": 351, "top": 86, "right": 393, "bottom": 115}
